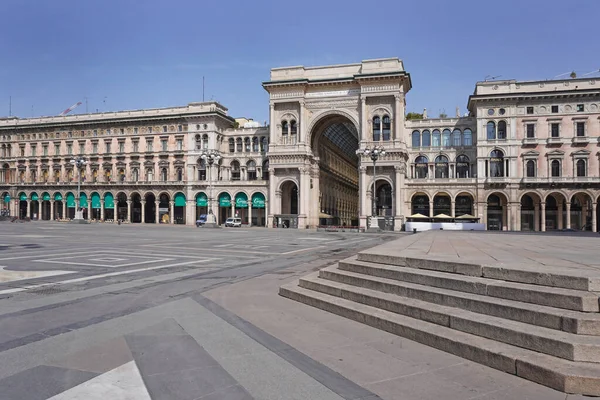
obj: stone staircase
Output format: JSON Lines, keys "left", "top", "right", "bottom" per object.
{"left": 280, "top": 250, "right": 600, "bottom": 396}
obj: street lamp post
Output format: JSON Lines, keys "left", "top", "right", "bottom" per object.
{"left": 357, "top": 146, "right": 386, "bottom": 231}
{"left": 200, "top": 149, "right": 221, "bottom": 228}
{"left": 69, "top": 156, "right": 88, "bottom": 224}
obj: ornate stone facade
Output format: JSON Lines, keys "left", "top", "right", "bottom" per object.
{"left": 1, "top": 58, "right": 599, "bottom": 231}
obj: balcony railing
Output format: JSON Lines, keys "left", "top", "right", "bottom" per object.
{"left": 522, "top": 137, "right": 538, "bottom": 145}
{"left": 546, "top": 137, "right": 564, "bottom": 144}
{"left": 572, "top": 136, "right": 590, "bottom": 144}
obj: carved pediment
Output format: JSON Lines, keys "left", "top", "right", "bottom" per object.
{"left": 143, "top": 160, "right": 155, "bottom": 167}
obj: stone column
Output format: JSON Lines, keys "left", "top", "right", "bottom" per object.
{"left": 62, "top": 202, "right": 66, "bottom": 220}
{"left": 394, "top": 165, "right": 404, "bottom": 230}
{"left": 113, "top": 202, "right": 118, "bottom": 223}
{"left": 100, "top": 199, "right": 105, "bottom": 221}
{"left": 50, "top": 200, "right": 54, "bottom": 221}
{"left": 26, "top": 200, "right": 31, "bottom": 219}
{"left": 141, "top": 200, "right": 146, "bottom": 224}
{"left": 264, "top": 199, "right": 269, "bottom": 227}
{"left": 541, "top": 202, "right": 546, "bottom": 232}
{"left": 248, "top": 204, "right": 253, "bottom": 226}
{"left": 592, "top": 202, "right": 598, "bottom": 233}
{"left": 299, "top": 101, "right": 305, "bottom": 143}
{"left": 566, "top": 202, "right": 571, "bottom": 230}
{"left": 429, "top": 200, "right": 434, "bottom": 218}
{"left": 267, "top": 169, "right": 276, "bottom": 227}
{"left": 451, "top": 200, "right": 456, "bottom": 218}
{"left": 155, "top": 200, "right": 160, "bottom": 224}
{"left": 127, "top": 200, "right": 132, "bottom": 222}
{"left": 169, "top": 201, "right": 174, "bottom": 224}
{"left": 359, "top": 166, "right": 367, "bottom": 225}
{"left": 534, "top": 203, "right": 540, "bottom": 231}
{"left": 482, "top": 204, "right": 488, "bottom": 229}
{"left": 515, "top": 204, "right": 522, "bottom": 231}
{"left": 38, "top": 201, "right": 42, "bottom": 220}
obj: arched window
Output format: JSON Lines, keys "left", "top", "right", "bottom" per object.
{"left": 526, "top": 160, "right": 536, "bottom": 177}
{"left": 54, "top": 170, "right": 60, "bottom": 182}
{"left": 195, "top": 134, "right": 202, "bottom": 150}
{"left": 262, "top": 160, "right": 269, "bottom": 180}
{"left": 177, "top": 168, "right": 183, "bottom": 181}
{"left": 452, "top": 129, "right": 461, "bottom": 146}
{"left": 228, "top": 138, "right": 235, "bottom": 153}
{"left": 415, "top": 156, "right": 428, "bottom": 179}
{"left": 202, "top": 134, "right": 208, "bottom": 149}
{"left": 252, "top": 137, "right": 259, "bottom": 152}
{"left": 146, "top": 168, "right": 153, "bottom": 182}
{"left": 104, "top": 169, "right": 111, "bottom": 182}
{"left": 236, "top": 138, "right": 242, "bottom": 152}
{"left": 382, "top": 116, "right": 391, "bottom": 141}
{"left": 31, "top": 170, "right": 37, "bottom": 183}
{"left": 412, "top": 131, "right": 421, "bottom": 148}
{"left": 231, "top": 161, "right": 240, "bottom": 180}
{"left": 456, "top": 155, "right": 470, "bottom": 178}
{"left": 119, "top": 169, "right": 125, "bottom": 182}
{"left": 198, "top": 159, "right": 206, "bottom": 180}
{"left": 247, "top": 160, "right": 257, "bottom": 180}
{"left": 91, "top": 169, "right": 98, "bottom": 183}
{"left": 576, "top": 159, "right": 586, "bottom": 177}
{"left": 244, "top": 137, "right": 251, "bottom": 152}
{"left": 551, "top": 160, "right": 561, "bottom": 177}
{"left": 422, "top": 130, "right": 431, "bottom": 147}
{"left": 132, "top": 168, "right": 139, "bottom": 182}
{"left": 432, "top": 130, "right": 441, "bottom": 147}
{"left": 372, "top": 117, "right": 381, "bottom": 141}
{"left": 487, "top": 121, "right": 496, "bottom": 140}
{"left": 260, "top": 137, "right": 268, "bottom": 152}
{"left": 290, "top": 120, "right": 297, "bottom": 136}
{"left": 442, "top": 129, "right": 451, "bottom": 147}
{"left": 497, "top": 121, "right": 507, "bottom": 139}
{"left": 490, "top": 149, "right": 504, "bottom": 177}
{"left": 160, "top": 168, "right": 168, "bottom": 182}
{"left": 463, "top": 129, "right": 472, "bottom": 146}
{"left": 281, "top": 121, "right": 288, "bottom": 136}
{"left": 434, "top": 155, "right": 449, "bottom": 178}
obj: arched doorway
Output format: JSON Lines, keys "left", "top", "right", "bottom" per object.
{"left": 374, "top": 181, "right": 393, "bottom": 217}
{"left": 145, "top": 193, "right": 156, "bottom": 223}
{"left": 116, "top": 192, "right": 127, "bottom": 221}
{"left": 487, "top": 193, "right": 507, "bottom": 230}
{"left": 66, "top": 192, "right": 76, "bottom": 219}
{"left": 520, "top": 193, "right": 541, "bottom": 231}
{"left": 433, "top": 193, "right": 451, "bottom": 217}
{"left": 104, "top": 193, "right": 115, "bottom": 221}
{"left": 411, "top": 193, "right": 430, "bottom": 217}
{"left": 218, "top": 192, "right": 231, "bottom": 225}
{"left": 131, "top": 193, "right": 142, "bottom": 223}
{"left": 30, "top": 192, "right": 40, "bottom": 220}
{"left": 195, "top": 192, "right": 208, "bottom": 221}
{"left": 41, "top": 192, "right": 51, "bottom": 220}
{"left": 280, "top": 181, "right": 298, "bottom": 215}
{"left": 545, "top": 193, "right": 567, "bottom": 231}
{"left": 234, "top": 192, "right": 248, "bottom": 224}
{"left": 251, "top": 192, "right": 266, "bottom": 226}
{"left": 79, "top": 193, "right": 88, "bottom": 220}
{"left": 455, "top": 193, "right": 474, "bottom": 217}
{"left": 2, "top": 192, "right": 11, "bottom": 217}
{"left": 158, "top": 193, "right": 170, "bottom": 223}
{"left": 309, "top": 114, "right": 360, "bottom": 227}
{"left": 174, "top": 192, "right": 186, "bottom": 224}
{"left": 18, "top": 192, "right": 27, "bottom": 219}
{"left": 90, "top": 192, "right": 101, "bottom": 220}
{"left": 571, "top": 193, "right": 593, "bottom": 231}
{"left": 53, "top": 193, "right": 63, "bottom": 220}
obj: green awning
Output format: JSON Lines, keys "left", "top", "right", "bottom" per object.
{"left": 3, "top": 194, "right": 10, "bottom": 203}
{"left": 91, "top": 193, "right": 101, "bottom": 209}
{"left": 219, "top": 193, "right": 231, "bottom": 207}
{"left": 104, "top": 193, "right": 114, "bottom": 208}
{"left": 174, "top": 192, "right": 186, "bottom": 207}
{"left": 42, "top": 192, "right": 51, "bottom": 201}
{"left": 31, "top": 192, "right": 39, "bottom": 201}
{"left": 196, "top": 193, "right": 208, "bottom": 207}
{"left": 235, "top": 192, "right": 248, "bottom": 208}
{"left": 54, "top": 193, "right": 63, "bottom": 201}
{"left": 66, "top": 193, "right": 76, "bottom": 208}
{"left": 19, "top": 193, "right": 27, "bottom": 201}
{"left": 252, "top": 192, "right": 265, "bottom": 209}
{"left": 79, "top": 193, "right": 88, "bottom": 208}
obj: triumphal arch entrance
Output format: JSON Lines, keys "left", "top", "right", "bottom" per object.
{"left": 263, "top": 58, "right": 411, "bottom": 230}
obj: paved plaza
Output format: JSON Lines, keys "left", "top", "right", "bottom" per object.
{"left": 0, "top": 222, "right": 597, "bottom": 399}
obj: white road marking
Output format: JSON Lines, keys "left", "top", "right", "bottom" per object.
{"left": 0, "top": 266, "right": 74, "bottom": 283}
{"left": 0, "top": 258, "right": 218, "bottom": 295}
{"left": 139, "top": 243, "right": 324, "bottom": 255}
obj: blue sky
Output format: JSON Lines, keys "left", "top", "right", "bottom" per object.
{"left": 1, "top": 0, "right": 598, "bottom": 122}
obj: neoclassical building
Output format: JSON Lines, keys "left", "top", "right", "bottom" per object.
{"left": 1, "top": 58, "right": 599, "bottom": 231}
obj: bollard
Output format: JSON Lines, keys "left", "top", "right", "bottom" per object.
{"left": 413, "top": 228, "right": 417, "bottom": 234}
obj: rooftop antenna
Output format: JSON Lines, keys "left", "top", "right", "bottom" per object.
{"left": 581, "top": 68, "right": 600, "bottom": 77}
{"left": 484, "top": 75, "right": 501, "bottom": 81}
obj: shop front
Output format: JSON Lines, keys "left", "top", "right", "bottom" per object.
{"left": 218, "top": 193, "right": 231, "bottom": 225}
{"left": 251, "top": 192, "right": 266, "bottom": 226}
{"left": 234, "top": 192, "right": 248, "bottom": 224}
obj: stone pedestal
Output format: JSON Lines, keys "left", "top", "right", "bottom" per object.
{"left": 202, "top": 212, "right": 220, "bottom": 228}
